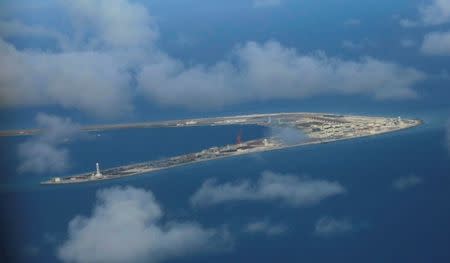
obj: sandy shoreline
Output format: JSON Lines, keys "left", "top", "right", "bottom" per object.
{"left": 41, "top": 118, "right": 422, "bottom": 185}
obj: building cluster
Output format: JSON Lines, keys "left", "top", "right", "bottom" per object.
{"left": 43, "top": 113, "right": 421, "bottom": 185}
{"left": 300, "top": 116, "right": 418, "bottom": 140}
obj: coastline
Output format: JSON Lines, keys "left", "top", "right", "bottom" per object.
{"left": 40, "top": 118, "right": 423, "bottom": 185}
{"left": 0, "top": 111, "right": 415, "bottom": 137}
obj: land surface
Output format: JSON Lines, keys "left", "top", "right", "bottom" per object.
{"left": 35, "top": 112, "right": 421, "bottom": 185}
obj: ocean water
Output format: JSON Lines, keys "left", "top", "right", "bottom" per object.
{"left": 0, "top": 125, "right": 269, "bottom": 188}
{"left": 1, "top": 118, "right": 450, "bottom": 263}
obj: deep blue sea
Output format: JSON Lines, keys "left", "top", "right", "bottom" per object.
{"left": 1, "top": 116, "right": 450, "bottom": 263}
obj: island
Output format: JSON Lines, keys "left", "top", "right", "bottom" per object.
{"left": 35, "top": 112, "right": 421, "bottom": 185}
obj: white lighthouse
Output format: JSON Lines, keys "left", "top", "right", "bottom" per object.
{"left": 94, "top": 162, "right": 102, "bottom": 177}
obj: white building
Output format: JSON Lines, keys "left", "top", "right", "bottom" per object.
{"left": 94, "top": 162, "right": 102, "bottom": 177}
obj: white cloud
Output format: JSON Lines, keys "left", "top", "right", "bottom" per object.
{"left": 420, "top": 0, "right": 450, "bottom": 26}
{"left": 0, "top": 0, "right": 157, "bottom": 118}
{"left": 190, "top": 171, "right": 346, "bottom": 207}
{"left": 244, "top": 220, "right": 287, "bottom": 236}
{"left": 399, "top": 19, "right": 418, "bottom": 28}
{"left": 400, "top": 0, "right": 450, "bottom": 27}
{"left": 17, "top": 113, "right": 80, "bottom": 174}
{"left": 139, "top": 41, "right": 425, "bottom": 109}
{"left": 58, "top": 186, "right": 230, "bottom": 263}
{"left": 18, "top": 141, "right": 70, "bottom": 174}
{"left": 60, "top": 0, "right": 158, "bottom": 49}
{"left": 392, "top": 175, "right": 423, "bottom": 191}
{"left": 0, "top": 0, "right": 428, "bottom": 118}
{"left": 253, "top": 0, "right": 281, "bottom": 8}
{"left": 421, "top": 31, "right": 450, "bottom": 56}
{"left": 0, "top": 39, "right": 134, "bottom": 118}
{"left": 314, "top": 217, "right": 353, "bottom": 237}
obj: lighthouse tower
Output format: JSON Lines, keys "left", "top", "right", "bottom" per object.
{"left": 94, "top": 162, "right": 102, "bottom": 177}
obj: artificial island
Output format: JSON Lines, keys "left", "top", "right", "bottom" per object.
{"left": 34, "top": 112, "right": 421, "bottom": 185}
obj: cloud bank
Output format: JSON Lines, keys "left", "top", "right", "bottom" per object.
{"left": 190, "top": 171, "right": 346, "bottom": 207}
{"left": 392, "top": 175, "right": 423, "bottom": 191}
{"left": 0, "top": 0, "right": 155, "bottom": 118}
{"left": 58, "top": 186, "right": 230, "bottom": 263}
{"left": 17, "top": 113, "right": 80, "bottom": 174}
{"left": 0, "top": 0, "right": 427, "bottom": 119}
{"left": 0, "top": 40, "right": 134, "bottom": 117}
{"left": 314, "top": 217, "right": 353, "bottom": 237}
{"left": 139, "top": 41, "right": 425, "bottom": 109}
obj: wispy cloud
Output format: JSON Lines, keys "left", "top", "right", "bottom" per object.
{"left": 344, "top": 19, "right": 361, "bottom": 26}
{"left": 341, "top": 39, "right": 374, "bottom": 50}
{"left": 243, "top": 220, "right": 287, "bottom": 236}
{"left": 17, "top": 113, "right": 80, "bottom": 174}
{"left": 400, "top": 39, "right": 416, "bottom": 48}
{"left": 190, "top": 171, "right": 346, "bottom": 207}
{"left": 58, "top": 186, "right": 231, "bottom": 263}
{"left": 399, "top": 0, "right": 450, "bottom": 27}
{"left": 421, "top": 31, "right": 450, "bottom": 56}
{"left": 399, "top": 19, "right": 418, "bottom": 28}
{"left": 314, "top": 217, "right": 353, "bottom": 237}
{"left": 268, "top": 126, "right": 308, "bottom": 145}
{"left": 392, "top": 175, "right": 423, "bottom": 191}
